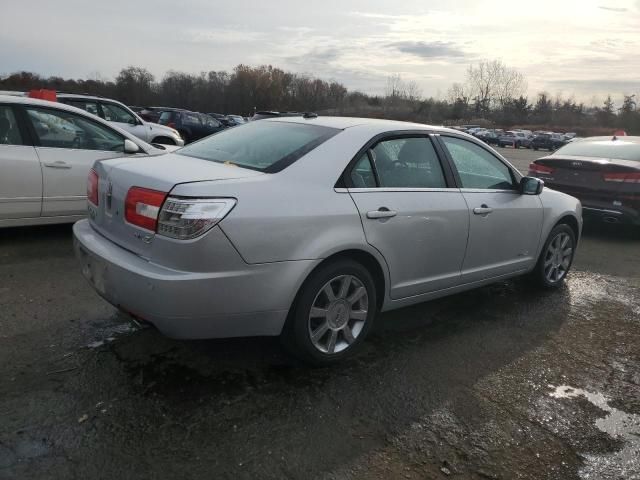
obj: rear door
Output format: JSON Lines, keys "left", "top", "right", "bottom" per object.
{"left": 439, "top": 135, "right": 543, "bottom": 283}
{"left": 347, "top": 134, "right": 469, "bottom": 298}
{"left": 23, "top": 105, "right": 133, "bottom": 217}
{"left": 0, "top": 104, "right": 42, "bottom": 219}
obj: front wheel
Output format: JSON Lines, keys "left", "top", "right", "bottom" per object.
{"left": 531, "top": 224, "right": 576, "bottom": 288}
{"left": 281, "top": 259, "right": 377, "bottom": 365}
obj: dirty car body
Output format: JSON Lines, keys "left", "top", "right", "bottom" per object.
{"left": 73, "top": 117, "right": 582, "bottom": 363}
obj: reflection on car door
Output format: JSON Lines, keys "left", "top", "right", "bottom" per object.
{"left": 0, "top": 105, "right": 42, "bottom": 220}
{"left": 439, "top": 135, "right": 543, "bottom": 283}
{"left": 348, "top": 135, "right": 469, "bottom": 298}
{"left": 24, "top": 106, "right": 128, "bottom": 217}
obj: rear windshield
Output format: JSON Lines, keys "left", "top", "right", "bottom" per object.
{"left": 554, "top": 140, "right": 640, "bottom": 161}
{"left": 178, "top": 120, "right": 340, "bottom": 172}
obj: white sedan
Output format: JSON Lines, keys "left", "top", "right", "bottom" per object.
{"left": 0, "top": 95, "right": 173, "bottom": 228}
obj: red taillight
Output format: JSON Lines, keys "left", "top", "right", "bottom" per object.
{"left": 167, "top": 122, "right": 176, "bottom": 129}
{"left": 603, "top": 172, "right": 640, "bottom": 183}
{"left": 124, "top": 187, "right": 167, "bottom": 231}
{"left": 88, "top": 169, "right": 99, "bottom": 206}
{"left": 529, "top": 162, "right": 554, "bottom": 175}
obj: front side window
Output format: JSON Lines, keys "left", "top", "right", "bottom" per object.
{"left": 0, "top": 106, "right": 24, "bottom": 145}
{"left": 101, "top": 103, "right": 136, "bottom": 124}
{"left": 441, "top": 136, "right": 515, "bottom": 190}
{"left": 179, "top": 120, "right": 339, "bottom": 172}
{"left": 370, "top": 137, "right": 447, "bottom": 188}
{"left": 26, "top": 107, "right": 125, "bottom": 151}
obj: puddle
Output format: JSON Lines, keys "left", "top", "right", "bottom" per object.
{"left": 549, "top": 385, "right": 640, "bottom": 479}
{"left": 86, "top": 320, "right": 141, "bottom": 349}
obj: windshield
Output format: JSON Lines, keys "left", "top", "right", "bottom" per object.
{"left": 178, "top": 120, "right": 340, "bottom": 172}
{"left": 554, "top": 140, "right": 640, "bottom": 161}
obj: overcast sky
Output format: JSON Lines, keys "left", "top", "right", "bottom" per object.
{"left": 2, "top": 0, "right": 639, "bottom": 103}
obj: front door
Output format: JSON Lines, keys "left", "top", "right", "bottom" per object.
{"left": 0, "top": 105, "right": 42, "bottom": 220}
{"left": 24, "top": 106, "right": 129, "bottom": 217}
{"left": 348, "top": 135, "right": 469, "bottom": 299}
{"left": 439, "top": 135, "right": 543, "bottom": 283}
{"left": 100, "top": 102, "right": 149, "bottom": 142}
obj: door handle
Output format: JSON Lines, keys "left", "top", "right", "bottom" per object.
{"left": 367, "top": 208, "right": 397, "bottom": 219}
{"left": 43, "top": 161, "right": 71, "bottom": 169}
{"left": 473, "top": 204, "right": 493, "bottom": 215}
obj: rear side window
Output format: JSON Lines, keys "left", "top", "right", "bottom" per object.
{"left": 351, "top": 153, "right": 377, "bottom": 188}
{"left": 371, "top": 137, "right": 447, "bottom": 188}
{"left": 179, "top": 121, "right": 339, "bottom": 172}
{"left": 66, "top": 100, "right": 99, "bottom": 117}
{"left": 158, "top": 111, "right": 174, "bottom": 124}
{"left": 183, "top": 113, "right": 201, "bottom": 126}
{"left": 0, "top": 106, "right": 24, "bottom": 145}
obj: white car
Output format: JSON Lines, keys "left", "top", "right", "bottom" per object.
{"left": 57, "top": 94, "right": 184, "bottom": 147}
{"left": 0, "top": 95, "right": 173, "bottom": 228}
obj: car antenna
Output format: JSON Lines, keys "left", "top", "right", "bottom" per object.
{"left": 302, "top": 112, "right": 318, "bottom": 119}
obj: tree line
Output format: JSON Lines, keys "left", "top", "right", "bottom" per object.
{"left": 1, "top": 60, "right": 638, "bottom": 134}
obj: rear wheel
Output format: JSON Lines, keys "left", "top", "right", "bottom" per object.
{"left": 531, "top": 224, "right": 576, "bottom": 288}
{"left": 281, "top": 259, "right": 377, "bottom": 365}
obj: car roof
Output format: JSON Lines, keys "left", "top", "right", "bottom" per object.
{"left": 265, "top": 115, "right": 457, "bottom": 134}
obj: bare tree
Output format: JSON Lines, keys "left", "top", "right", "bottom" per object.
{"left": 465, "top": 59, "right": 527, "bottom": 112}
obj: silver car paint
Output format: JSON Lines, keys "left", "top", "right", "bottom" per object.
{"left": 0, "top": 95, "right": 169, "bottom": 227}
{"left": 73, "top": 117, "right": 582, "bottom": 339}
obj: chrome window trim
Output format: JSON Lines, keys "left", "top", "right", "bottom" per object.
{"left": 345, "top": 187, "right": 461, "bottom": 193}
{"left": 459, "top": 188, "right": 519, "bottom": 194}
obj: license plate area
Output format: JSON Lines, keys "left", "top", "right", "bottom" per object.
{"left": 78, "top": 245, "right": 108, "bottom": 296}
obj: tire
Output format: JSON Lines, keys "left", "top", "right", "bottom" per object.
{"left": 281, "top": 259, "right": 377, "bottom": 365}
{"left": 531, "top": 224, "right": 576, "bottom": 288}
{"left": 179, "top": 131, "right": 190, "bottom": 144}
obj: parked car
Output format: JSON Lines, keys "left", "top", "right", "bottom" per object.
{"left": 73, "top": 117, "right": 582, "bottom": 365}
{"left": 57, "top": 94, "right": 184, "bottom": 146}
{"left": 498, "top": 131, "right": 532, "bottom": 148}
{"left": 0, "top": 95, "right": 171, "bottom": 228}
{"left": 225, "top": 114, "right": 247, "bottom": 126}
{"left": 158, "top": 109, "right": 225, "bottom": 144}
{"left": 250, "top": 111, "right": 304, "bottom": 121}
{"left": 531, "top": 132, "right": 566, "bottom": 151}
{"left": 136, "top": 107, "right": 164, "bottom": 123}
{"left": 529, "top": 136, "right": 640, "bottom": 225}
{"left": 476, "top": 130, "right": 500, "bottom": 146}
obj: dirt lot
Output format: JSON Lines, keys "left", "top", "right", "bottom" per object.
{"left": 1, "top": 148, "right": 639, "bottom": 480}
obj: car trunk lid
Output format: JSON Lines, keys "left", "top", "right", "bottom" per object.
{"left": 89, "top": 153, "right": 262, "bottom": 257}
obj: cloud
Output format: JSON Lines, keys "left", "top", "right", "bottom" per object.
{"left": 388, "top": 41, "right": 468, "bottom": 60}
{"left": 598, "top": 5, "right": 628, "bottom": 11}
{"left": 285, "top": 47, "right": 341, "bottom": 66}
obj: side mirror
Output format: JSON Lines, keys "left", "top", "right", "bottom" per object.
{"left": 520, "top": 176, "right": 544, "bottom": 195}
{"left": 124, "top": 139, "right": 140, "bottom": 154}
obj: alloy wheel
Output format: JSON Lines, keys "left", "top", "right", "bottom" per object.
{"left": 543, "top": 232, "right": 573, "bottom": 283}
{"left": 308, "top": 275, "right": 368, "bottom": 354}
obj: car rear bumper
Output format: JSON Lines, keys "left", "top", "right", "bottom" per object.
{"left": 542, "top": 185, "right": 640, "bottom": 225}
{"left": 73, "top": 219, "right": 319, "bottom": 339}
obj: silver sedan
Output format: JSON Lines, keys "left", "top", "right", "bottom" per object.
{"left": 73, "top": 116, "right": 582, "bottom": 364}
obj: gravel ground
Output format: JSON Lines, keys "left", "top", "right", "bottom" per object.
{"left": 1, "top": 147, "right": 638, "bottom": 479}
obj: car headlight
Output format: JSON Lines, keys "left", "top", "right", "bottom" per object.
{"left": 157, "top": 197, "right": 236, "bottom": 239}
